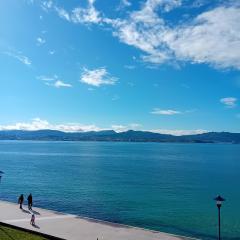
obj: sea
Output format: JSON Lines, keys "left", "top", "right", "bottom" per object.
{"left": 0, "top": 140, "right": 239, "bottom": 239}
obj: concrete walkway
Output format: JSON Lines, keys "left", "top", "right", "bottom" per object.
{"left": 0, "top": 200, "right": 196, "bottom": 240}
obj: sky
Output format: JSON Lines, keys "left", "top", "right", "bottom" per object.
{"left": 0, "top": 0, "right": 240, "bottom": 135}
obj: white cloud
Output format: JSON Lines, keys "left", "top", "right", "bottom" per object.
{"left": 111, "top": 125, "right": 128, "bottom": 132}
{"left": 220, "top": 97, "right": 237, "bottom": 108}
{"left": 4, "top": 51, "right": 31, "bottom": 66}
{"left": 71, "top": 1, "right": 101, "bottom": 24}
{"left": 49, "top": 50, "right": 55, "bottom": 55}
{"left": 0, "top": 118, "right": 49, "bottom": 131}
{"left": 37, "top": 75, "right": 58, "bottom": 81}
{"left": 151, "top": 108, "right": 181, "bottom": 115}
{"left": 0, "top": 118, "right": 100, "bottom": 132}
{"left": 0, "top": 119, "right": 138, "bottom": 133}
{"left": 55, "top": 7, "right": 71, "bottom": 21}
{"left": 41, "top": 0, "right": 53, "bottom": 11}
{"left": 117, "top": 0, "right": 132, "bottom": 10}
{"left": 80, "top": 67, "right": 117, "bottom": 87}
{"left": 54, "top": 80, "right": 72, "bottom": 88}
{"left": 0, "top": 119, "right": 208, "bottom": 136}
{"left": 122, "top": 0, "right": 131, "bottom": 6}
{"left": 111, "top": 2, "right": 240, "bottom": 69}
{"left": 124, "top": 65, "right": 136, "bottom": 70}
{"left": 37, "top": 75, "right": 72, "bottom": 88}
{"left": 37, "top": 37, "right": 46, "bottom": 45}
{"left": 55, "top": 123, "right": 101, "bottom": 132}
{"left": 54, "top": 0, "right": 101, "bottom": 24}
{"left": 111, "top": 3, "right": 240, "bottom": 69}
{"left": 129, "top": 123, "right": 142, "bottom": 129}
{"left": 109, "top": 0, "right": 179, "bottom": 64}
{"left": 38, "top": 1, "right": 240, "bottom": 70}
{"left": 111, "top": 123, "right": 141, "bottom": 132}
{"left": 151, "top": 129, "right": 208, "bottom": 136}
{"left": 163, "top": 6, "right": 240, "bottom": 69}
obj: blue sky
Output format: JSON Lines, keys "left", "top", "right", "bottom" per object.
{"left": 0, "top": 0, "right": 240, "bottom": 135}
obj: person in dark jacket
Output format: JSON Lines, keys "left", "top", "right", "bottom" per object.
{"left": 27, "top": 194, "right": 33, "bottom": 210}
{"left": 18, "top": 194, "right": 24, "bottom": 209}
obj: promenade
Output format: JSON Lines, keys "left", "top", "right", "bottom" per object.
{"left": 0, "top": 200, "right": 196, "bottom": 240}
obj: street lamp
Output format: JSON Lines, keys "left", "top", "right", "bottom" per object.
{"left": 214, "top": 195, "right": 225, "bottom": 240}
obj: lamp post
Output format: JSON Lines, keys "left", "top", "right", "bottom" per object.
{"left": 214, "top": 195, "right": 225, "bottom": 240}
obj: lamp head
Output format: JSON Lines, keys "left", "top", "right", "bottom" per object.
{"left": 214, "top": 195, "right": 225, "bottom": 208}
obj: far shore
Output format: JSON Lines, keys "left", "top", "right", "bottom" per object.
{"left": 0, "top": 129, "right": 239, "bottom": 144}
{"left": 0, "top": 139, "right": 239, "bottom": 144}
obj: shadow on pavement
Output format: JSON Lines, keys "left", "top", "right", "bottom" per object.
{"left": 32, "top": 210, "right": 41, "bottom": 215}
{"left": 32, "top": 224, "right": 40, "bottom": 229}
{"left": 21, "top": 208, "right": 31, "bottom": 214}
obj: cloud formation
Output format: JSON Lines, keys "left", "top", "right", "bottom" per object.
{"left": 4, "top": 51, "right": 31, "bottom": 66}
{"left": 220, "top": 97, "right": 237, "bottom": 108}
{"left": 112, "top": 2, "right": 240, "bottom": 69}
{"left": 0, "top": 118, "right": 207, "bottom": 136}
{"left": 151, "top": 129, "right": 208, "bottom": 136}
{"left": 49, "top": 50, "right": 55, "bottom": 55}
{"left": 0, "top": 118, "right": 99, "bottom": 132}
{"left": 53, "top": 80, "right": 72, "bottom": 88}
{"left": 111, "top": 123, "right": 142, "bottom": 132}
{"left": 40, "top": 0, "right": 53, "bottom": 11}
{"left": 151, "top": 109, "right": 181, "bottom": 115}
{"left": 37, "top": 75, "right": 58, "bottom": 81}
{"left": 55, "top": 0, "right": 101, "bottom": 24}
{"left": 37, "top": 37, "right": 46, "bottom": 45}
{"left": 80, "top": 67, "right": 117, "bottom": 87}
{"left": 43, "top": 0, "right": 240, "bottom": 70}
{"left": 117, "top": 0, "right": 132, "bottom": 10}
{"left": 37, "top": 75, "right": 72, "bottom": 88}
{"left": 163, "top": 6, "right": 240, "bottom": 69}
{"left": 71, "top": 0, "right": 101, "bottom": 24}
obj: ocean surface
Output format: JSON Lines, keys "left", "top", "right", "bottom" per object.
{"left": 0, "top": 141, "right": 239, "bottom": 239}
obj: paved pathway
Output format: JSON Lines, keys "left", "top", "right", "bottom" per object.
{"left": 0, "top": 200, "right": 197, "bottom": 240}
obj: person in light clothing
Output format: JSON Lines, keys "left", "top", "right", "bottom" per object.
{"left": 30, "top": 214, "right": 35, "bottom": 226}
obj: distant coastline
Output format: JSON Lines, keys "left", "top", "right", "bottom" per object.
{"left": 0, "top": 130, "right": 239, "bottom": 144}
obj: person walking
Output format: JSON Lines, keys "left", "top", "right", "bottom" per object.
{"left": 27, "top": 193, "right": 33, "bottom": 210}
{"left": 18, "top": 194, "right": 24, "bottom": 209}
{"left": 30, "top": 213, "right": 35, "bottom": 226}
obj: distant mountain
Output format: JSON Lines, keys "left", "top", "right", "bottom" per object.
{"left": 0, "top": 130, "right": 240, "bottom": 143}
{"left": 178, "top": 132, "right": 240, "bottom": 143}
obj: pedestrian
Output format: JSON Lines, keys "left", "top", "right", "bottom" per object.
{"left": 30, "top": 214, "right": 35, "bottom": 226}
{"left": 27, "top": 193, "right": 33, "bottom": 210}
{"left": 18, "top": 194, "right": 24, "bottom": 209}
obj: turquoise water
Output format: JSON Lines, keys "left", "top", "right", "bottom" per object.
{"left": 0, "top": 141, "right": 239, "bottom": 239}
